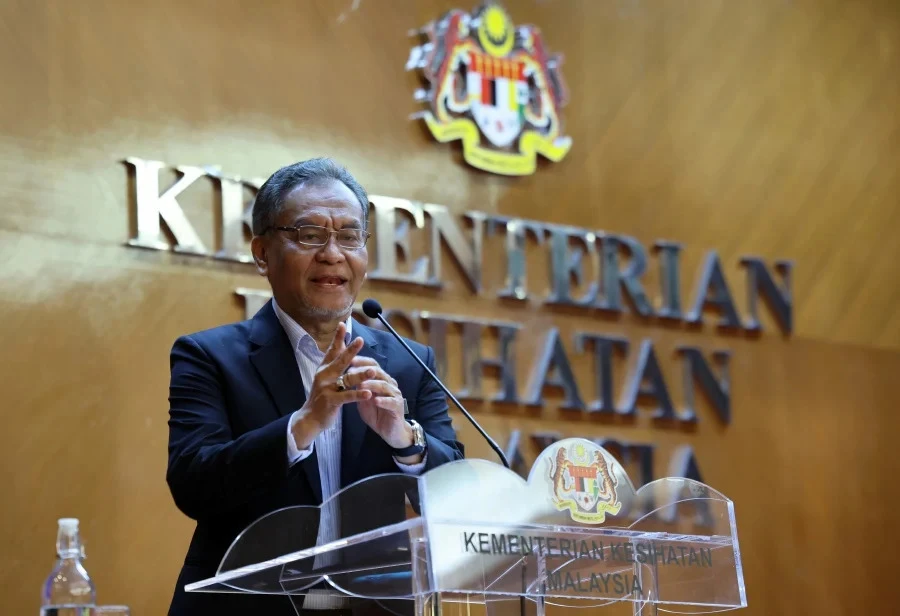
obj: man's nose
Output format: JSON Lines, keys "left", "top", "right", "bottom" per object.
{"left": 315, "top": 234, "right": 344, "bottom": 262}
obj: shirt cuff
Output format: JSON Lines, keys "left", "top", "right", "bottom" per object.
{"left": 394, "top": 451, "right": 428, "bottom": 475}
{"left": 287, "top": 410, "right": 314, "bottom": 466}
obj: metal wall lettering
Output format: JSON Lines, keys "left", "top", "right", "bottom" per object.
{"left": 489, "top": 217, "right": 546, "bottom": 301}
{"left": 686, "top": 250, "right": 741, "bottom": 328}
{"left": 209, "top": 172, "right": 260, "bottom": 264}
{"left": 677, "top": 347, "right": 732, "bottom": 425}
{"left": 368, "top": 196, "right": 431, "bottom": 285}
{"left": 524, "top": 327, "right": 585, "bottom": 410}
{"left": 595, "top": 234, "right": 654, "bottom": 316}
{"left": 138, "top": 156, "right": 802, "bottom": 506}
{"left": 461, "top": 320, "right": 521, "bottom": 403}
{"left": 653, "top": 240, "right": 683, "bottom": 319}
{"left": 124, "top": 157, "right": 209, "bottom": 255}
{"left": 619, "top": 339, "right": 677, "bottom": 420}
{"left": 740, "top": 257, "right": 793, "bottom": 334}
{"left": 381, "top": 309, "right": 426, "bottom": 349}
{"left": 573, "top": 332, "right": 629, "bottom": 413}
{"left": 544, "top": 224, "right": 600, "bottom": 306}
{"left": 124, "top": 158, "right": 795, "bottom": 342}
{"left": 234, "top": 291, "right": 732, "bottom": 426}
{"left": 595, "top": 438, "right": 656, "bottom": 489}
{"left": 503, "top": 430, "right": 528, "bottom": 477}
{"left": 235, "top": 287, "right": 273, "bottom": 320}
{"left": 236, "top": 273, "right": 725, "bottom": 529}
{"left": 530, "top": 431, "right": 562, "bottom": 451}
{"left": 458, "top": 319, "right": 488, "bottom": 400}
{"left": 422, "top": 314, "right": 452, "bottom": 383}
{"left": 368, "top": 198, "right": 486, "bottom": 291}
{"left": 424, "top": 205, "right": 485, "bottom": 292}
{"left": 418, "top": 314, "right": 521, "bottom": 402}
{"left": 594, "top": 438, "right": 657, "bottom": 521}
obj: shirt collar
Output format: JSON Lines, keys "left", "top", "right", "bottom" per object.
{"left": 272, "top": 299, "right": 352, "bottom": 354}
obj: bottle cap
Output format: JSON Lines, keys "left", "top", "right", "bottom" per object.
{"left": 58, "top": 518, "right": 80, "bottom": 530}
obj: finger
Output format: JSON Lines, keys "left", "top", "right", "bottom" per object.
{"left": 340, "top": 366, "right": 377, "bottom": 389}
{"left": 327, "top": 336, "right": 365, "bottom": 376}
{"left": 350, "top": 363, "right": 395, "bottom": 385}
{"left": 348, "top": 357, "right": 398, "bottom": 387}
{"left": 341, "top": 365, "right": 395, "bottom": 389}
{"left": 324, "top": 388, "right": 373, "bottom": 405}
{"left": 322, "top": 322, "right": 348, "bottom": 363}
{"left": 372, "top": 396, "right": 406, "bottom": 414}
{"left": 358, "top": 380, "right": 401, "bottom": 397}
{"left": 349, "top": 356, "right": 379, "bottom": 368}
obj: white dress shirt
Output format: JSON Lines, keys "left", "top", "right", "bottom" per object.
{"left": 272, "top": 300, "right": 426, "bottom": 609}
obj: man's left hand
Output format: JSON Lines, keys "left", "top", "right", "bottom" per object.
{"left": 349, "top": 357, "right": 419, "bottom": 457}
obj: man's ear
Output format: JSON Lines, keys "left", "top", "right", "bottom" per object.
{"left": 250, "top": 236, "right": 268, "bottom": 277}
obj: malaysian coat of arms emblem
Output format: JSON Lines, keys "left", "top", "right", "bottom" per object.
{"left": 547, "top": 442, "right": 623, "bottom": 524}
{"left": 407, "top": 2, "right": 572, "bottom": 176}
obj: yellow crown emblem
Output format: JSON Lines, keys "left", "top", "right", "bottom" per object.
{"left": 408, "top": 2, "right": 573, "bottom": 176}
{"left": 477, "top": 5, "right": 514, "bottom": 57}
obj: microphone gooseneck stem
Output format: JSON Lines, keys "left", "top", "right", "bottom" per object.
{"left": 374, "top": 313, "right": 511, "bottom": 469}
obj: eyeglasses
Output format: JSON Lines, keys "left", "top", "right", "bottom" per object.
{"left": 266, "top": 225, "right": 370, "bottom": 249}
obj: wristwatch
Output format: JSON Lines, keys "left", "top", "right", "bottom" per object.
{"left": 393, "top": 420, "right": 426, "bottom": 457}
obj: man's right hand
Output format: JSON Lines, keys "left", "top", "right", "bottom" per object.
{"left": 290, "top": 323, "right": 375, "bottom": 449}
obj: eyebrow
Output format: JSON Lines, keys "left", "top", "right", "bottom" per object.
{"left": 292, "top": 217, "right": 362, "bottom": 229}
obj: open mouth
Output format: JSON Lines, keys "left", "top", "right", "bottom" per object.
{"left": 311, "top": 276, "right": 348, "bottom": 287}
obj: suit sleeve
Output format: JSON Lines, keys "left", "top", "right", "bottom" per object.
{"left": 165, "top": 334, "right": 293, "bottom": 520}
{"left": 414, "top": 345, "right": 466, "bottom": 470}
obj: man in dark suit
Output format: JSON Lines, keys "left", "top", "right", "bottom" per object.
{"left": 165, "top": 158, "right": 464, "bottom": 615}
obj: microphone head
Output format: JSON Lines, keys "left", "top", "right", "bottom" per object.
{"left": 362, "top": 298, "right": 383, "bottom": 318}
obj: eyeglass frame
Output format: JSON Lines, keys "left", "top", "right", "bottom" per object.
{"left": 263, "top": 224, "right": 371, "bottom": 250}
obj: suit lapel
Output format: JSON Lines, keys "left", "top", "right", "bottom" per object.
{"left": 341, "top": 320, "right": 389, "bottom": 486}
{"left": 248, "top": 301, "right": 321, "bottom": 503}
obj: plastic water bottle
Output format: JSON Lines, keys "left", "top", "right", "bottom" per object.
{"left": 40, "top": 518, "right": 97, "bottom": 616}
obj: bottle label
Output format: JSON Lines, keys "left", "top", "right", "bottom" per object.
{"left": 40, "top": 607, "right": 95, "bottom": 616}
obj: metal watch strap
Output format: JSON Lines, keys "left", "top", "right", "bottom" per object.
{"left": 393, "top": 420, "right": 426, "bottom": 457}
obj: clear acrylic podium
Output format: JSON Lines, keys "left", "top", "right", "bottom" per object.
{"left": 186, "top": 438, "right": 747, "bottom": 615}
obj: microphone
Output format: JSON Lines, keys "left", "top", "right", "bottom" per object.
{"left": 361, "top": 298, "right": 511, "bottom": 469}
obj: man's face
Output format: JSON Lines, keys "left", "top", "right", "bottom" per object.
{"left": 252, "top": 179, "right": 368, "bottom": 322}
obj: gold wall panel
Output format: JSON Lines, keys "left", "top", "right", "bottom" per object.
{"left": 1, "top": 1, "right": 898, "bottom": 614}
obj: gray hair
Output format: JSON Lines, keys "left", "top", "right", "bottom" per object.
{"left": 251, "top": 157, "right": 369, "bottom": 236}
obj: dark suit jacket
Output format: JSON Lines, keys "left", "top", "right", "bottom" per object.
{"left": 165, "top": 300, "right": 464, "bottom": 615}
